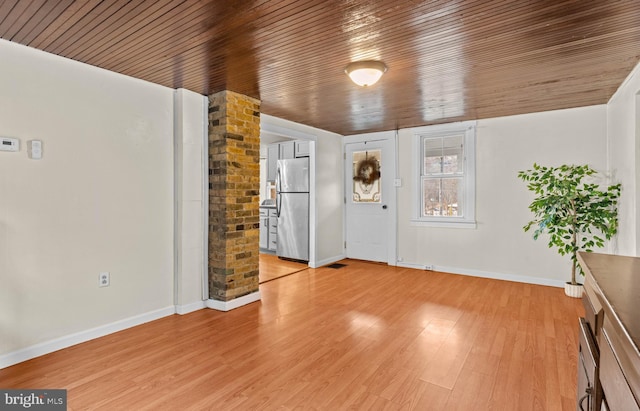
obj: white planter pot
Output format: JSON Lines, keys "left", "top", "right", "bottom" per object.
{"left": 564, "top": 282, "right": 584, "bottom": 298}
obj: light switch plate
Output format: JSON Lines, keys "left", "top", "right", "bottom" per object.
{"left": 28, "top": 140, "right": 42, "bottom": 159}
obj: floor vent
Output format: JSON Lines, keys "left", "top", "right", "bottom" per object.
{"left": 327, "top": 263, "right": 347, "bottom": 269}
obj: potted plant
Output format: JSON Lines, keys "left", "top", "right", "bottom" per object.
{"left": 517, "top": 164, "right": 621, "bottom": 297}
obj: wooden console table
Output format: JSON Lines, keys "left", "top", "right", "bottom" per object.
{"left": 578, "top": 252, "right": 640, "bottom": 411}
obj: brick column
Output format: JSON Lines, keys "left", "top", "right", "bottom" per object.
{"left": 208, "top": 90, "right": 261, "bottom": 303}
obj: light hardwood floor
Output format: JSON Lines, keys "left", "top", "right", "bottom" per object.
{"left": 258, "top": 253, "right": 308, "bottom": 283}
{"left": 0, "top": 260, "right": 583, "bottom": 410}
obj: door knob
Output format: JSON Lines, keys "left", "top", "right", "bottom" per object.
{"left": 382, "top": 205, "right": 388, "bottom": 209}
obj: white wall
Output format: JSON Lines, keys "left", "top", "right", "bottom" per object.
{"left": 314, "top": 130, "right": 345, "bottom": 266}
{"left": 260, "top": 115, "right": 344, "bottom": 266}
{"left": 396, "top": 106, "right": 608, "bottom": 286}
{"left": 0, "top": 40, "right": 175, "bottom": 360}
{"left": 607, "top": 60, "right": 640, "bottom": 256}
{"left": 174, "top": 89, "right": 208, "bottom": 313}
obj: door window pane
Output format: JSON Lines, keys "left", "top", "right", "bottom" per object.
{"left": 352, "top": 149, "right": 381, "bottom": 203}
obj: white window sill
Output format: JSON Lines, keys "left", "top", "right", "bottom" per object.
{"left": 409, "top": 219, "right": 477, "bottom": 229}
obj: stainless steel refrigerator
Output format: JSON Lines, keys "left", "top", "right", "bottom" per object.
{"left": 276, "top": 157, "right": 309, "bottom": 261}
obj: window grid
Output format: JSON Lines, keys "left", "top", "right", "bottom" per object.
{"left": 421, "top": 135, "right": 465, "bottom": 218}
{"left": 411, "top": 121, "right": 476, "bottom": 228}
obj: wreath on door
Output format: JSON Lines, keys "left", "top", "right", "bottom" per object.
{"left": 353, "top": 156, "right": 381, "bottom": 185}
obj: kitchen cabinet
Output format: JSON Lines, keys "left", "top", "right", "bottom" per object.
{"left": 279, "top": 141, "right": 294, "bottom": 159}
{"left": 295, "top": 140, "right": 310, "bottom": 157}
{"left": 260, "top": 207, "right": 278, "bottom": 252}
{"left": 267, "top": 144, "right": 279, "bottom": 181}
{"left": 266, "top": 141, "right": 295, "bottom": 181}
{"left": 259, "top": 208, "right": 269, "bottom": 249}
{"left": 268, "top": 209, "right": 277, "bottom": 251}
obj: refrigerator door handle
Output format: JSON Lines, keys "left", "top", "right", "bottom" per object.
{"left": 276, "top": 167, "right": 282, "bottom": 218}
{"left": 277, "top": 193, "right": 282, "bottom": 218}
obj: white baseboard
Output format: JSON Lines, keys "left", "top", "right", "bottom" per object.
{"left": 396, "top": 261, "right": 429, "bottom": 270}
{"left": 206, "top": 291, "right": 261, "bottom": 311}
{"left": 0, "top": 306, "right": 176, "bottom": 370}
{"left": 310, "top": 254, "right": 346, "bottom": 268}
{"left": 396, "top": 261, "right": 565, "bottom": 288}
{"left": 175, "top": 300, "right": 206, "bottom": 315}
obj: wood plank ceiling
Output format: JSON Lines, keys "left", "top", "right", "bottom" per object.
{"left": 1, "top": 0, "right": 640, "bottom": 135}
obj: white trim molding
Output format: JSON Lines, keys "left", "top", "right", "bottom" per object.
{"left": 396, "top": 261, "right": 431, "bottom": 270}
{"left": 396, "top": 261, "right": 564, "bottom": 288}
{"left": 202, "top": 94, "right": 210, "bottom": 301}
{"left": 0, "top": 306, "right": 176, "bottom": 370}
{"left": 175, "top": 300, "right": 206, "bottom": 315}
{"left": 310, "top": 254, "right": 347, "bottom": 268}
{"left": 343, "top": 131, "right": 398, "bottom": 266}
{"left": 410, "top": 121, "right": 477, "bottom": 228}
{"left": 206, "top": 291, "right": 262, "bottom": 312}
{"left": 261, "top": 114, "right": 317, "bottom": 141}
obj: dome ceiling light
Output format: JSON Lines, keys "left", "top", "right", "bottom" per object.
{"left": 345, "top": 60, "right": 387, "bottom": 87}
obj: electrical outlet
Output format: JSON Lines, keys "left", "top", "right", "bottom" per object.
{"left": 99, "top": 272, "right": 110, "bottom": 287}
{"left": 424, "top": 265, "right": 434, "bottom": 271}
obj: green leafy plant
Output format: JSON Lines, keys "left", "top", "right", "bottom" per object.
{"left": 517, "top": 164, "right": 621, "bottom": 285}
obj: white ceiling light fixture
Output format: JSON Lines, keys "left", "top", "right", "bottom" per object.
{"left": 345, "top": 60, "right": 387, "bottom": 87}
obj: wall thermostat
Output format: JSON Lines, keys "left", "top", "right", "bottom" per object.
{"left": 0, "top": 137, "right": 19, "bottom": 152}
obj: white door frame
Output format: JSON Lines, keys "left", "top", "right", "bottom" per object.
{"left": 261, "top": 115, "right": 317, "bottom": 267}
{"left": 344, "top": 131, "right": 397, "bottom": 266}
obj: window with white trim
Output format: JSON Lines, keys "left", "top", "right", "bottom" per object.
{"left": 412, "top": 121, "right": 476, "bottom": 228}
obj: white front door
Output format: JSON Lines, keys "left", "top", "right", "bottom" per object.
{"left": 345, "top": 137, "right": 396, "bottom": 264}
